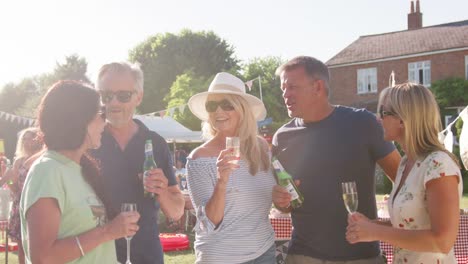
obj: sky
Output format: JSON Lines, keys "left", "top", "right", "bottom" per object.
{"left": 1, "top": 0, "right": 467, "bottom": 88}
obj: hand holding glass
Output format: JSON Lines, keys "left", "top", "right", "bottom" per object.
{"left": 121, "top": 203, "right": 137, "bottom": 264}
{"left": 342, "top": 181, "right": 358, "bottom": 214}
{"left": 225, "top": 137, "right": 240, "bottom": 192}
{"left": 225, "top": 137, "right": 240, "bottom": 165}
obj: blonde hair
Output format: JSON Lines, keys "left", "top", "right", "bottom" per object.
{"left": 15, "top": 127, "right": 40, "bottom": 160}
{"left": 202, "top": 94, "right": 270, "bottom": 175}
{"left": 378, "top": 82, "right": 459, "bottom": 164}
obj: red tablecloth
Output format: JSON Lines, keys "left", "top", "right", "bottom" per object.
{"left": 270, "top": 215, "right": 468, "bottom": 264}
{"left": 270, "top": 217, "right": 292, "bottom": 240}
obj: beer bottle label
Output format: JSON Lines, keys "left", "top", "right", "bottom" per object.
{"left": 286, "top": 182, "right": 299, "bottom": 200}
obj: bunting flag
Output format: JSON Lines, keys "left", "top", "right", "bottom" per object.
{"left": 245, "top": 80, "right": 254, "bottom": 91}
{"left": 178, "top": 105, "right": 186, "bottom": 114}
{"left": 459, "top": 107, "right": 468, "bottom": 169}
{"left": 144, "top": 104, "right": 189, "bottom": 118}
{"left": 438, "top": 106, "right": 468, "bottom": 169}
{"left": 245, "top": 76, "right": 260, "bottom": 92}
{"left": 0, "top": 111, "right": 36, "bottom": 127}
{"left": 168, "top": 108, "right": 175, "bottom": 117}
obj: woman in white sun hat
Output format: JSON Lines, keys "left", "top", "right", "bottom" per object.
{"left": 186, "top": 72, "right": 276, "bottom": 264}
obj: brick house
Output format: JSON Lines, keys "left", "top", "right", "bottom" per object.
{"left": 326, "top": 0, "right": 468, "bottom": 113}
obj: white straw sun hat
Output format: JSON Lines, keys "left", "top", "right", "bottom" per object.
{"left": 187, "top": 72, "right": 266, "bottom": 121}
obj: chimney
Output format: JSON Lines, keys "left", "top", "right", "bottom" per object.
{"left": 408, "top": 0, "right": 423, "bottom": 30}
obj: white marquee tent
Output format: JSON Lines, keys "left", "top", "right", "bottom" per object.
{"left": 134, "top": 115, "right": 203, "bottom": 143}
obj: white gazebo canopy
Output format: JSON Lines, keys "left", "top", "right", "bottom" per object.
{"left": 134, "top": 115, "right": 203, "bottom": 143}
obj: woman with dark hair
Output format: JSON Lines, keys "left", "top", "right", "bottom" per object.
{"left": 20, "top": 80, "right": 140, "bottom": 264}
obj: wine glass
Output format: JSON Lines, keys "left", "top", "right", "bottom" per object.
{"left": 226, "top": 137, "right": 240, "bottom": 192}
{"left": 121, "top": 203, "right": 137, "bottom": 264}
{"left": 180, "top": 176, "right": 187, "bottom": 190}
{"left": 342, "top": 181, "right": 358, "bottom": 214}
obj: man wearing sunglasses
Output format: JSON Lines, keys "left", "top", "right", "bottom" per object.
{"left": 92, "top": 62, "right": 184, "bottom": 264}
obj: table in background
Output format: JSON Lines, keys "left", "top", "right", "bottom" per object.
{"left": 270, "top": 214, "right": 468, "bottom": 264}
{"left": 0, "top": 220, "right": 9, "bottom": 264}
{"left": 270, "top": 216, "right": 291, "bottom": 264}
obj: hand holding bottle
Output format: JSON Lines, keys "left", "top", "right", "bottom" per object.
{"left": 143, "top": 168, "right": 169, "bottom": 197}
{"left": 272, "top": 157, "right": 304, "bottom": 209}
{"left": 272, "top": 179, "right": 301, "bottom": 208}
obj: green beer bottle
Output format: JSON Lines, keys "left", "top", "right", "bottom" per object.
{"left": 272, "top": 157, "right": 304, "bottom": 209}
{"left": 143, "top": 139, "right": 157, "bottom": 198}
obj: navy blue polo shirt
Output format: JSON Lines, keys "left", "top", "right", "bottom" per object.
{"left": 92, "top": 119, "right": 176, "bottom": 264}
{"left": 272, "top": 106, "right": 395, "bottom": 261}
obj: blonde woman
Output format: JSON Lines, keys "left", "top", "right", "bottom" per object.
{"left": 346, "top": 82, "right": 462, "bottom": 263}
{"left": 186, "top": 72, "right": 276, "bottom": 264}
{"left": 0, "top": 128, "right": 43, "bottom": 264}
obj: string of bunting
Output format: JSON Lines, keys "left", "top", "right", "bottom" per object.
{"left": 144, "top": 104, "right": 187, "bottom": 118}
{"left": 0, "top": 111, "right": 35, "bottom": 127}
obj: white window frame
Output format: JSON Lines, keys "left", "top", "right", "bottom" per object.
{"left": 408, "top": 60, "right": 431, "bottom": 87}
{"left": 465, "top": 55, "right": 468, "bottom": 80}
{"left": 357, "top": 68, "right": 377, "bottom": 94}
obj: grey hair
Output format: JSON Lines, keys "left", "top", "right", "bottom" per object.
{"left": 96, "top": 61, "right": 144, "bottom": 92}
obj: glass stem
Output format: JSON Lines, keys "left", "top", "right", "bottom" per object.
{"left": 126, "top": 238, "right": 131, "bottom": 264}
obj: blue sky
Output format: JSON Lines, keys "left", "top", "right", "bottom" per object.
{"left": 0, "top": 0, "right": 467, "bottom": 87}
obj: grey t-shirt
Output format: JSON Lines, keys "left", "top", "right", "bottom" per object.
{"left": 272, "top": 106, "right": 395, "bottom": 261}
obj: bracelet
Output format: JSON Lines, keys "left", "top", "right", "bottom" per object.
{"left": 75, "top": 236, "right": 85, "bottom": 257}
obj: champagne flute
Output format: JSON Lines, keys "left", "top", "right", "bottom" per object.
{"left": 121, "top": 203, "right": 137, "bottom": 264}
{"left": 342, "top": 181, "right": 358, "bottom": 214}
{"left": 226, "top": 137, "right": 240, "bottom": 192}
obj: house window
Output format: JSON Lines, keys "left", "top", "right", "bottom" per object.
{"left": 465, "top": 56, "right": 468, "bottom": 80}
{"left": 408, "top": 61, "right": 431, "bottom": 87}
{"left": 357, "top": 68, "right": 377, "bottom": 94}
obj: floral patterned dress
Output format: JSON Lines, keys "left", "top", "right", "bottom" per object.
{"left": 8, "top": 163, "right": 28, "bottom": 242}
{"left": 388, "top": 151, "right": 463, "bottom": 264}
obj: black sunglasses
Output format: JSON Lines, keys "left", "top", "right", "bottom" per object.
{"left": 205, "top": 99, "right": 235, "bottom": 113}
{"left": 378, "top": 108, "right": 396, "bottom": 118}
{"left": 100, "top": 90, "right": 137, "bottom": 104}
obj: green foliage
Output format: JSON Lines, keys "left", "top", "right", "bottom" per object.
{"left": 0, "top": 54, "right": 90, "bottom": 117}
{"left": 0, "top": 79, "right": 35, "bottom": 114}
{"left": 241, "top": 56, "right": 289, "bottom": 126}
{"left": 165, "top": 71, "right": 211, "bottom": 130}
{"left": 430, "top": 77, "right": 468, "bottom": 194}
{"left": 129, "top": 29, "right": 239, "bottom": 114}
{"left": 52, "top": 54, "right": 90, "bottom": 83}
{"left": 430, "top": 77, "right": 468, "bottom": 112}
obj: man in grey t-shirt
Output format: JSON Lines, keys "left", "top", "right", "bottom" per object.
{"left": 272, "top": 56, "right": 401, "bottom": 264}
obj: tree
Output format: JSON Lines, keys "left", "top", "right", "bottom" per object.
{"left": 430, "top": 77, "right": 468, "bottom": 111}
{"left": 0, "top": 54, "right": 90, "bottom": 117}
{"left": 129, "top": 29, "right": 239, "bottom": 114}
{"left": 52, "top": 54, "right": 90, "bottom": 83}
{"left": 241, "top": 56, "right": 288, "bottom": 132}
{"left": 430, "top": 77, "right": 468, "bottom": 194}
{"left": 165, "top": 71, "right": 212, "bottom": 131}
{"left": 0, "top": 79, "right": 35, "bottom": 114}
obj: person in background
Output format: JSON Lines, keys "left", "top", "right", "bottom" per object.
{"left": 346, "top": 82, "right": 462, "bottom": 263}
{"left": 93, "top": 62, "right": 184, "bottom": 264}
{"left": 20, "top": 80, "right": 140, "bottom": 263}
{"left": 272, "top": 56, "right": 401, "bottom": 264}
{"left": 186, "top": 72, "right": 276, "bottom": 263}
{"left": 0, "top": 127, "right": 43, "bottom": 264}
